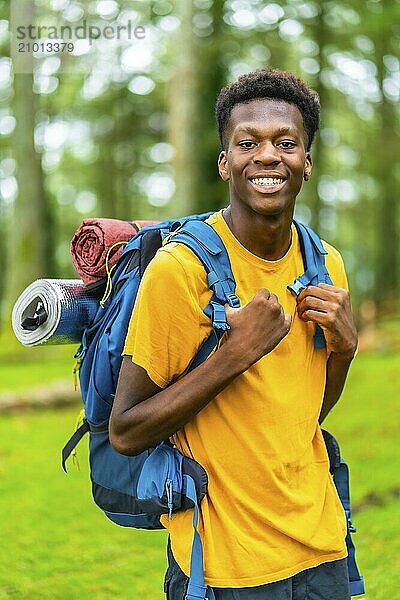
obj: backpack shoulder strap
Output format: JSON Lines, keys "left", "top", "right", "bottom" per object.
{"left": 169, "top": 219, "right": 240, "bottom": 310}
{"left": 288, "top": 220, "right": 333, "bottom": 349}
{"left": 184, "top": 474, "right": 208, "bottom": 600}
{"left": 168, "top": 219, "right": 240, "bottom": 311}
{"left": 288, "top": 220, "right": 333, "bottom": 293}
{"left": 333, "top": 459, "right": 366, "bottom": 596}
{"left": 166, "top": 220, "right": 240, "bottom": 371}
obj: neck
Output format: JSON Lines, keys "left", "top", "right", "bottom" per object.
{"left": 223, "top": 206, "right": 293, "bottom": 261}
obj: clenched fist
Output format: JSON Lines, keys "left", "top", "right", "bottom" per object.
{"left": 224, "top": 289, "right": 292, "bottom": 370}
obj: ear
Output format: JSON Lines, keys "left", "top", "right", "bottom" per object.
{"left": 218, "top": 150, "right": 230, "bottom": 181}
{"left": 303, "top": 153, "right": 313, "bottom": 181}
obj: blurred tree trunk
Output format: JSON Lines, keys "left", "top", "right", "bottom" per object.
{"left": 97, "top": 120, "right": 118, "bottom": 218}
{"left": 93, "top": 90, "right": 120, "bottom": 219}
{"left": 374, "top": 32, "right": 399, "bottom": 312}
{"left": 6, "top": 72, "right": 54, "bottom": 309}
{"left": 168, "top": 0, "right": 197, "bottom": 216}
{"left": 4, "top": 0, "right": 54, "bottom": 328}
{"left": 192, "top": 0, "right": 228, "bottom": 214}
{"left": 305, "top": 2, "right": 329, "bottom": 231}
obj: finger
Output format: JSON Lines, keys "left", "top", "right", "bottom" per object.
{"left": 256, "top": 288, "right": 271, "bottom": 300}
{"left": 224, "top": 303, "right": 239, "bottom": 320}
{"left": 298, "top": 309, "right": 329, "bottom": 325}
{"left": 317, "top": 283, "right": 346, "bottom": 294}
{"left": 279, "top": 314, "right": 292, "bottom": 339}
{"left": 317, "top": 284, "right": 351, "bottom": 307}
{"left": 296, "top": 285, "right": 336, "bottom": 304}
{"left": 297, "top": 296, "right": 330, "bottom": 316}
{"left": 269, "top": 292, "right": 279, "bottom": 304}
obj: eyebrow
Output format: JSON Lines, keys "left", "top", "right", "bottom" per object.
{"left": 234, "top": 125, "right": 296, "bottom": 138}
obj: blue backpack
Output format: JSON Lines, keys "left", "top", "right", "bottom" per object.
{"left": 62, "top": 213, "right": 365, "bottom": 599}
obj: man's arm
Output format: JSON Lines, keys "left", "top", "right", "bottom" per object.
{"left": 110, "top": 289, "right": 292, "bottom": 455}
{"left": 296, "top": 283, "right": 358, "bottom": 423}
{"left": 319, "top": 352, "right": 354, "bottom": 423}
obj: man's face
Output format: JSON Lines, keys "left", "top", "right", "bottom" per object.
{"left": 218, "top": 98, "right": 312, "bottom": 218}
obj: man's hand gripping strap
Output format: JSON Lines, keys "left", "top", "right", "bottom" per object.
{"left": 287, "top": 220, "right": 333, "bottom": 349}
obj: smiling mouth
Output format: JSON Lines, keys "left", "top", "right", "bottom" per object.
{"left": 250, "top": 177, "right": 285, "bottom": 186}
{"left": 249, "top": 176, "right": 286, "bottom": 193}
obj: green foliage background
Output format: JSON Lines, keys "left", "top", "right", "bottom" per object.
{"left": 0, "top": 0, "right": 399, "bottom": 315}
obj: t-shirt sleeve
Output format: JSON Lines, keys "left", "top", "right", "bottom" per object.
{"left": 123, "top": 246, "right": 206, "bottom": 388}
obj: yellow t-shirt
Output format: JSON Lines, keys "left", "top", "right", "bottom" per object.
{"left": 123, "top": 210, "right": 348, "bottom": 588}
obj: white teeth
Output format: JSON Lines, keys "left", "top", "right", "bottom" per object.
{"left": 251, "top": 177, "right": 284, "bottom": 186}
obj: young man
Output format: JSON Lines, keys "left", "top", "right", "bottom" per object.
{"left": 110, "top": 69, "right": 358, "bottom": 600}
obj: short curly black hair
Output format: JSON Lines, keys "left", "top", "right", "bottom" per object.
{"left": 215, "top": 68, "right": 320, "bottom": 151}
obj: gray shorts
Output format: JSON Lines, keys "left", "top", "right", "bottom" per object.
{"left": 164, "top": 541, "right": 350, "bottom": 600}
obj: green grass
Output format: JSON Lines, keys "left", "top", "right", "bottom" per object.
{"left": 323, "top": 352, "right": 400, "bottom": 504}
{"left": 0, "top": 342, "right": 76, "bottom": 392}
{"left": 355, "top": 501, "right": 400, "bottom": 599}
{"left": 319, "top": 352, "right": 400, "bottom": 599}
{"left": 0, "top": 351, "right": 399, "bottom": 598}
{"left": 0, "top": 407, "right": 167, "bottom": 599}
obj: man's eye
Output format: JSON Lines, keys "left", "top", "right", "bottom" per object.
{"left": 278, "top": 140, "right": 296, "bottom": 149}
{"left": 239, "top": 141, "right": 256, "bottom": 149}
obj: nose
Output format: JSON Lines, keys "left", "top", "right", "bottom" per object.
{"left": 253, "top": 141, "right": 280, "bottom": 165}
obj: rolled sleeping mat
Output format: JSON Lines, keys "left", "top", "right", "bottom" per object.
{"left": 12, "top": 279, "right": 99, "bottom": 347}
{"left": 70, "top": 218, "right": 159, "bottom": 286}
